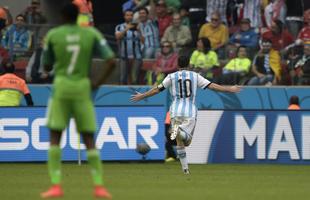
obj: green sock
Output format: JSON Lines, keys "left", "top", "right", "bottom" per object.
{"left": 48, "top": 145, "right": 62, "bottom": 185}
{"left": 87, "top": 149, "right": 103, "bottom": 186}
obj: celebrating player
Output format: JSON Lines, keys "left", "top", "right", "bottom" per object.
{"left": 40, "top": 3, "right": 115, "bottom": 198}
{"left": 131, "top": 56, "right": 241, "bottom": 174}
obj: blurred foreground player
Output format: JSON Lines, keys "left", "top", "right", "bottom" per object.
{"left": 41, "top": 3, "right": 115, "bottom": 198}
{"left": 131, "top": 56, "right": 240, "bottom": 174}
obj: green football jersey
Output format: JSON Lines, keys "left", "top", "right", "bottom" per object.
{"left": 43, "top": 24, "right": 114, "bottom": 99}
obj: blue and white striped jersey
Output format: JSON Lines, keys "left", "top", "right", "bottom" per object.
{"left": 159, "top": 70, "right": 211, "bottom": 118}
{"left": 139, "top": 20, "right": 160, "bottom": 49}
{"left": 115, "top": 23, "right": 142, "bottom": 59}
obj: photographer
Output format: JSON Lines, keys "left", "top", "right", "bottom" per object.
{"left": 115, "top": 9, "right": 144, "bottom": 85}
{"left": 22, "top": 0, "right": 46, "bottom": 24}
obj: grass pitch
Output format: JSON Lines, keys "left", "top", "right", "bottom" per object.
{"left": 0, "top": 162, "right": 309, "bottom": 200}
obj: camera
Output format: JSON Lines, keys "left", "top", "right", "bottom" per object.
{"left": 130, "top": 23, "right": 138, "bottom": 31}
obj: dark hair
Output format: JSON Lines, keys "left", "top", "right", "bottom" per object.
{"left": 273, "top": 19, "right": 283, "bottom": 34}
{"left": 178, "top": 56, "right": 190, "bottom": 68}
{"left": 261, "top": 38, "right": 272, "bottom": 45}
{"left": 61, "top": 3, "right": 79, "bottom": 23}
{"left": 15, "top": 14, "right": 25, "bottom": 21}
{"left": 124, "top": 9, "right": 134, "bottom": 15}
{"left": 3, "top": 62, "right": 15, "bottom": 73}
{"left": 199, "top": 37, "right": 211, "bottom": 54}
{"left": 31, "top": 0, "right": 40, "bottom": 4}
{"left": 240, "top": 18, "right": 251, "bottom": 24}
{"left": 237, "top": 45, "right": 247, "bottom": 54}
{"left": 180, "top": 5, "right": 189, "bottom": 12}
{"left": 138, "top": 7, "right": 149, "bottom": 15}
{"left": 160, "top": 40, "right": 173, "bottom": 54}
{"left": 289, "top": 95, "right": 299, "bottom": 105}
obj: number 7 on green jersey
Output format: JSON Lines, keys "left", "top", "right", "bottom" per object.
{"left": 66, "top": 44, "right": 80, "bottom": 75}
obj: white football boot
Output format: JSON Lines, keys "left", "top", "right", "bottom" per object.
{"left": 170, "top": 124, "right": 179, "bottom": 140}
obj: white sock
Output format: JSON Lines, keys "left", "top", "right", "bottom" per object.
{"left": 177, "top": 146, "right": 188, "bottom": 171}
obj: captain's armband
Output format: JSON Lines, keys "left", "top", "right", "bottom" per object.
{"left": 157, "top": 84, "right": 166, "bottom": 92}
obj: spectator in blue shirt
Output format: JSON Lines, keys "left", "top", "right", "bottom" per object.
{"left": 115, "top": 9, "right": 144, "bottom": 84}
{"left": 138, "top": 7, "right": 160, "bottom": 59}
{"left": 1, "top": 14, "right": 32, "bottom": 57}
{"left": 122, "top": 0, "right": 147, "bottom": 12}
{"left": 229, "top": 18, "right": 259, "bottom": 49}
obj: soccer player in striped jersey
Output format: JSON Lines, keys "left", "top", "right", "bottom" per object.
{"left": 131, "top": 56, "right": 241, "bottom": 174}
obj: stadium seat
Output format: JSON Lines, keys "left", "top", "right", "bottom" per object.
{"left": 13, "top": 60, "right": 28, "bottom": 79}
{"left": 139, "top": 59, "right": 156, "bottom": 84}
{"left": 142, "top": 59, "right": 156, "bottom": 71}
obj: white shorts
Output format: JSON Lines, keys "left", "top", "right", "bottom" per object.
{"left": 171, "top": 117, "right": 196, "bottom": 146}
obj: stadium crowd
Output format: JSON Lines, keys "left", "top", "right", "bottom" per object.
{"left": 0, "top": 0, "right": 310, "bottom": 86}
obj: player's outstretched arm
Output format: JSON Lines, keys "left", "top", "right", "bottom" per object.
{"left": 208, "top": 83, "right": 241, "bottom": 93}
{"left": 130, "top": 87, "right": 160, "bottom": 102}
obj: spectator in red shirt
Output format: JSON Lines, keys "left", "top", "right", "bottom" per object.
{"left": 146, "top": 40, "right": 178, "bottom": 85}
{"left": 262, "top": 20, "right": 294, "bottom": 51}
{"left": 297, "top": 9, "right": 310, "bottom": 43}
{"left": 153, "top": 41, "right": 178, "bottom": 73}
{"left": 152, "top": 0, "right": 172, "bottom": 38}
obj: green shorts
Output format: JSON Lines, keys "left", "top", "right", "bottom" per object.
{"left": 46, "top": 98, "right": 96, "bottom": 133}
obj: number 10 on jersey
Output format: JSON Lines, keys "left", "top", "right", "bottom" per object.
{"left": 178, "top": 79, "right": 192, "bottom": 98}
